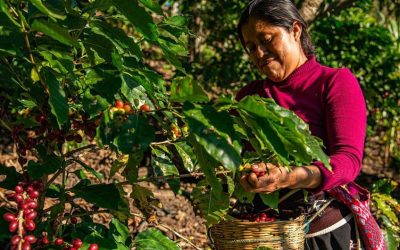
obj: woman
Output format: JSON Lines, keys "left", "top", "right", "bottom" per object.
{"left": 236, "top": 0, "right": 385, "bottom": 249}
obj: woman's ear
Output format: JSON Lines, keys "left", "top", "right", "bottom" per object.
{"left": 292, "top": 21, "right": 302, "bottom": 42}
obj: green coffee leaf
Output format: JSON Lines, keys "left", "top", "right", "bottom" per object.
{"left": 43, "top": 69, "right": 69, "bottom": 127}
{"left": 0, "top": 165, "right": 21, "bottom": 190}
{"left": 138, "top": 0, "right": 163, "bottom": 16}
{"left": 152, "top": 146, "right": 180, "bottom": 193}
{"left": 170, "top": 76, "right": 209, "bottom": 102}
{"left": 184, "top": 103, "right": 241, "bottom": 174}
{"left": 31, "top": 19, "right": 79, "bottom": 48}
{"left": 192, "top": 179, "right": 230, "bottom": 227}
{"left": 27, "top": 155, "right": 63, "bottom": 179}
{"left": 135, "top": 228, "right": 179, "bottom": 250}
{"left": 28, "top": 0, "right": 66, "bottom": 20}
{"left": 260, "top": 192, "right": 279, "bottom": 210}
{"left": 112, "top": 0, "right": 158, "bottom": 41}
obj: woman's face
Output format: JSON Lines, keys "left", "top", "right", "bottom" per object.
{"left": 241, "top": 18, "right": 305, "bottom": 82}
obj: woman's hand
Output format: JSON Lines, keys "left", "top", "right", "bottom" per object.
{"left": 240, "top": 162, "right": 322, "bottom": 193}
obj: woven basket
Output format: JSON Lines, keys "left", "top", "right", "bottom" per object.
{"left": 209, "top": 216, "right": 305, "bottom": 250}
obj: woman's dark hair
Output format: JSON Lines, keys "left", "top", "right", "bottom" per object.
{"left": 237, "top": 0, "right": 315, "bottom": 55}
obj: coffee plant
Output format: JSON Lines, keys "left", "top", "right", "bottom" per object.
{"left": 0, "top": 0, "right": 332, "bottom": 249}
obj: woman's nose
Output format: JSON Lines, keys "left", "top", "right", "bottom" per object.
{"left": 255, "top": 45, "right": 267, "bottom": 58}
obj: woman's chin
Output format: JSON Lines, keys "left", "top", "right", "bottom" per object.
{"left": 263, "top": 70, "right": 283, "bottom": 82}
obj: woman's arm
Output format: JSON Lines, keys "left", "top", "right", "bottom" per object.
{"left": 240, "top": 163, "right": 322, "bottom": 193}
{"left": 240, "top": 68, "right": 366, "bottom": 193}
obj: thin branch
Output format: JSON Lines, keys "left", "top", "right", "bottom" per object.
{"left": 150, "top": 140, "right": 173, "bottom": 146}
{"left": 62, "top": 210, "right": 110, "bottom": 221}
{"left": 117, "top": 171, "right": 231, "bottom": 186}
{"left": 65, "top": 144, "right": 96, "bottom": 158}
{"left": 131, "top": 212, "right": 202, "bottom": 249}
{"left": 156, "top": 224, "right": 202, "bottom": 250}
{"left": 18, "top": 10, "right": 49, "bottom": 94}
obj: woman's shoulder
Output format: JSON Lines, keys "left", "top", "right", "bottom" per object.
{"left": 318, "top": 63, "right": 357, "bottom": 83}
{"left": 235, "top": 79, "right": 265, "bottom": 101}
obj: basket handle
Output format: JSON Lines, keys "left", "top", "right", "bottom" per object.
{"left": 207, "top": 227, "right": 215, "bottom": 248}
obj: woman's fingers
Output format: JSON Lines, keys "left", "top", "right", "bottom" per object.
{"left": 240, "top": 173, "right": 253, "bottom": 192}
{"left": 247, "top": 172, "right": 259, "bottom": 188}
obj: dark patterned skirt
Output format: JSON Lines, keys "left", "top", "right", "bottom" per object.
{"left": 305, "top": 217, "right": 364, "bottom": 250}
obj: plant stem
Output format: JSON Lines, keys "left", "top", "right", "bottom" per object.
{"left": 117, "top": 171, "right": 231, "bottom": 186}
{"left": 44, "top": 169, "right": 63, "bottom": 190}
{"left": 65, "top": 144, "right": 96, "bottom": 157}
{"left": 156, "top": 224, "right": 202, "bottom": 250}
{"left": 17, "top": 209, "right": 24, "bottom": 250}
{"left": 18, "top": 9, "right": 49, "bottom": 94}
{"left": 62, "top": 210, "right": 110, "bottom": 221}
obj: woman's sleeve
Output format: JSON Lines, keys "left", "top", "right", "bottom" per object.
{"left": 312, "top": 68, "right": 367, "bottom": 192}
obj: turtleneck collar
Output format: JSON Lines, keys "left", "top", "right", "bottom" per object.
{"left": 264, "top": 55, "right": 318, "bottom": 88}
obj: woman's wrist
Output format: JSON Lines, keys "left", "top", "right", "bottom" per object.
{"left": 287, "top": 165, "right": 322, "bottom": 189}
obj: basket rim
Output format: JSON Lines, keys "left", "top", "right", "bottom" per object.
{"left": 211, "top": 215, "right": 305, "bottom": 227}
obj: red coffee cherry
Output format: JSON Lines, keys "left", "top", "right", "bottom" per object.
{"left": 123, "top": 103, "right": 132, "bottom": 114}
{"left": 9, "top": 220, "right": 18, "bottom": 232}
{"left": 42, "top": 235, "right": 49, "bottom": 244}
{"left": 3, "top": 213, "right": 16, "bottom": 222}
{"left": 21, "top": 241, "right": 31, "bottom": 250}
{"left": 140, "top": 104, "right": 150, "bottom": 112}
{"left": 14, "top": 185, "right": 24, "bottom": 194}
{"left": 11, "top": 235, "right": 21, "bottom": 245}
{"left": 35, "top": 114, "right": 46, "bottom": 124}
{"left": 89, "top": 243, "right": 99, "bottom": 250}
{"left": 29, "top": 190, "right": 39, "bottom": 199}
{"left": 70, "top": 217, "right": 78, "bottom": 224}
{"left": 24, "top": 220, "right": 36, "bottom": 231}
{"left": 115, "top": 100, "right": 124, "bottom": 109}
{"left": 55, "top": 238, "right": 64, "bottom": 246}
{"left": 25, "top": 211, "right": 37, "bottom": 220}
{"left": 24, "top": 235, "right": 37, "bottom": 244}
{"left": 27, "top": 200, "right": 38, "bottom": 209}
{"left": 72, "top": 238, "right": 82, "bottom": 248}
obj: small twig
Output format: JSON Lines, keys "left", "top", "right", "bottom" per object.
{"left": 0, "top": 119, "right": 12, "bottom": 132}
{"left": 18, "top": 10, "right": 48, "bottom": 94}
{"left": 62, "top": 209, "right": 110, "bottom": 221}
{"left": 156, "top": 223, "right": 202, "bottom": 250}
{"left": 117, "top": 171, "right": 231, "bottom": 186}
{"left": 44, "top": 169, "right": 63, "bottom": 190}
{"left": 150, "top": 140, "right": 173, "bottom": 146}
{"left": 65, "top": 144, "right": 96, "bottom": 157}
{"left": 131, "top": 212, "right": 201, "bottom": 249}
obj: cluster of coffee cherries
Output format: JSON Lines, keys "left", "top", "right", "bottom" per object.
{"left": 239, "top": 163, "right": 266, "bottom": 177}
{"left": 111, "top": 99, "right": 151, "bottom": 115}
{"left": 3, "top": 180, "right": 42, "bottom": 250}
{"left": 12, "top": 111, "right": 102, "bottom": 167}
{"left": 238, "top": 212, "right": 277, "bottom": 223}
{"left": 52, "top": 237, "right": 98, "bottom": 250}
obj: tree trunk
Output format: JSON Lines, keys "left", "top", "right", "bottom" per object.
{"left": 299, "top": 0, "right": 324, "bottom": 24}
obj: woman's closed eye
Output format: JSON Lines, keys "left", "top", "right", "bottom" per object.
{"left": 261, "top": 37, "right": 272, "bottom": 46}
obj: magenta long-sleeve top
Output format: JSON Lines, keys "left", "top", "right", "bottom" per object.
{"left": 236, "top": 56, "right": 367, "bottom": 192}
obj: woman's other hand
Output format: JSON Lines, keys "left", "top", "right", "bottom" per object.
{"left": 240, "top": 162, "right": 322, "bottom": 193}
